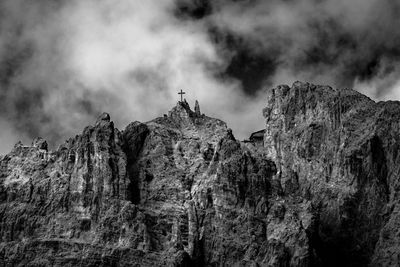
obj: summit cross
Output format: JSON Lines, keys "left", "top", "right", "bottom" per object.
{"left": 178, "top": 89, "right": 186, "bottom": 102}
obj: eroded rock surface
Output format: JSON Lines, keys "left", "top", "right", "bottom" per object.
{"left": 263, "top": 81, "right": 400, "bottom": 266}
{"left": 0, "top": 100, "right": 315, "bottom": 266}
{"left": 1, "top": 83, "right": 399, "bottom": 266}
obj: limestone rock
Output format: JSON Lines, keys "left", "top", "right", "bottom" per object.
{"left": 2, "top": 83, "right": 400, "bottom": 266}
{"left": 32, "top": 137, "right": 48, "bottom": 151}
{"left": 263, "top": 81, "right": 400, "bottom": 266}
{"left": 95, "top": 112, "right": 111, "bottom": 126}
{"left": 0, "top": 103, "right": 315, "bottom": 266}
{"left": 194, "top": 100, "right": 201, "bottom": 116}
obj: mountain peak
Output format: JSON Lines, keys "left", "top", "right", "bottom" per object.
{"left": 263, "top": 81, "right": 374, "bottom": 131}
{"left": 4, "top": 81, "right": 400, "bottom": 266}
{"left": 167, "top": 99, "right": 200, "bottom": 120}
{"left": 145, "top": 99, "right": 229, "bottom": 143}
{"left": 95, "top": 112, "right": 111, "bottom": 125}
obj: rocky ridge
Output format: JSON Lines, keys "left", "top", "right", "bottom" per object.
{"left": 0, "top": 83, "right": 400, "bottom": 266}
{"left": 263, "top": 81, "right": 400, "bottom": 266}
{"left": 0, "top": 99, "right": 313, "bottom": 266}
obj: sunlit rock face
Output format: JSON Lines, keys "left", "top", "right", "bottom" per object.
{"left": 0, "top": 100, "right": 315, "bottom": 266}
{"left": 2, "top": 83, "right": 400, "bottom": 266}
{"left": 264, "top": 81, "right": 400, "bottom": 266}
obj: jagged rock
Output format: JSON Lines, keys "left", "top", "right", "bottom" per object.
{"left": 12, "top": 141, "right": 23, "bottom": 149}
{"left": 225, "top": 128, "right": 235, "bottom": 140}
{"left": 95, "top": 112, "right": 111, "bottom": 126}
{"left": 32, "top": 137, "right": 48, "bottom": 151}
{"left": 2, "top": 84, "right": 400, "bottom": 266}
{"left": 263, "top": 81, "right": 400, "bottom": 266}
{"left": 194, "top": 100, "right": 201, "bottom": 116}
{"left": 0, "top": 102, "right": 315, "bottom": 266}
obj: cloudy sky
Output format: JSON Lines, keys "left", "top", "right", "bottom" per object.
{"left": 0, "top": 0, "right": 400, "bottom": 154}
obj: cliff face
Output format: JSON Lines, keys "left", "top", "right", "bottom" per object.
{"left": 0, "top": 100, "right": 315, "bottom": 266}
{"left": 263, "top": 81, "right": 400, "bottom": 266}
{"left": 1, "top": 83, "right": 400, "bottom": 266}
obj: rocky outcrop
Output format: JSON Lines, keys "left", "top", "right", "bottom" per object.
{"left": 0, "top": 100, "right": 316, "bottom": 266}
{"left": 263, "top": 81, "right": 400, "bottom": 266}
{"left": 194, "top": 100, "right": 201, "bottom": 116}
{"left": 0, "top": 111, "right": 137, "bottom": 266}
{"left": 2, "top": 83, "right": 400, "bottom": 266}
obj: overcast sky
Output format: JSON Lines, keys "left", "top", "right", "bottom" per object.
{"left": 1, "top": 0, "right": 400, "bottom": 154}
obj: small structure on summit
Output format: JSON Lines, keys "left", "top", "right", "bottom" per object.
{"left": 175, "top": 89, "right": 202, "bottom": 117}
{"left": 164, "top": 96, "right": 205, "bottom": 127}
{"left": 247, "top": 129, "right": 265, "bottom": 146}
{"left": 178, "top": 89, "right": 186, "bottom": 102}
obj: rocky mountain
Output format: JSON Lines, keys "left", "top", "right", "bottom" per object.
{"left": 1, "top": 81, "right": 400, "bottom": 266}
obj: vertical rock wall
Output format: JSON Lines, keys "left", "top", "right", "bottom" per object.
{"left": 2, "top": 85, "right": 400, "bottom": 266}
{"left": 0, "top": 102, "right": 316, "bottom": 266}
{"left": 263, "top": 81, "right": 400, "bottom": 266}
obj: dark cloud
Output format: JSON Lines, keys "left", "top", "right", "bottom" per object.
{"left": 175, "top": 0, "right": 212, "bottom": 19}
{"left": 207, "top": 29, "right": 278, "bottom": 95}
{"left": 203, "top": 0, "right": 400, "bottom": 97}
{"left": 0, "top": 0, "right": 400, "bottom": 154}
{"left": 0, "top": 0, "right": 263, "bottom": 154}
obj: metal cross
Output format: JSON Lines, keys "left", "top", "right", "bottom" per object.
{"left": 178, "top": 89, "right": 186, "bottom": 102}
